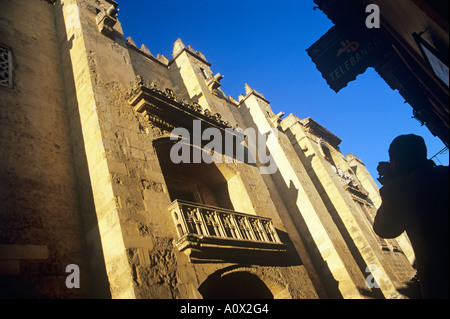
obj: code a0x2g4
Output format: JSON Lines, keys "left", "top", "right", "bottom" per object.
{"left": 221, "top": 303, "right": 269, "bottom": 314}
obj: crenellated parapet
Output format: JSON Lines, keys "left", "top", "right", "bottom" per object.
{"left": 171, "top": 38, "right": 210, "bottom": 66}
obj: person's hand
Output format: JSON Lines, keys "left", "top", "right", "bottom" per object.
{"left": 377, "top": 161, "right": 392, "bottom": 185}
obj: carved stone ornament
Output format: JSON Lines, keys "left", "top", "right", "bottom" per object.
{"left": 207, "top": 73, "right": 224, "bottom": 96}
{"left": 128, "top": 75, "right": 235, "bottom": 136}
{"left": 304, "top": 118, "right": 342, "bottom": 149}
{"left": 95, "top": 1, "right": 119, "bottom": 36}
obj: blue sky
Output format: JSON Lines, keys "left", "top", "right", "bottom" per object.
{"left": 117, "top": 0, "right": 448, "bottom": 185}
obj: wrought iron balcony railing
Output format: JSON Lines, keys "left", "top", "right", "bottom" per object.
{"left": 169, "top": 200, "right": 286, "bottom": 262}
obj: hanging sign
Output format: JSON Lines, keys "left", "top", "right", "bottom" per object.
{"left": 307, "top": 26, "right": 383, "bottom": 92}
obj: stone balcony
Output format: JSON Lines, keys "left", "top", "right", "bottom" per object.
{"left": 169, "top": 200, "right": 287, "bottom": 263}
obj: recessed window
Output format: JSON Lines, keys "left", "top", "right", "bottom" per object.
{"left": 0, "top": 44, "right": 13, "bottom": 88}
{"left": 319, "top": 141, "right": 336, "bottom": 167}
{"left": 200, "top": 67, "right": 211, "bottom": 80}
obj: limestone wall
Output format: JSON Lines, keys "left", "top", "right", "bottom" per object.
{"left": 0, "top": 0, "right": 91, "bottom": 298}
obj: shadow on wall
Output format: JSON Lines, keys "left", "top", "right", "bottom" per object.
{"left": 273, "top": 174, "right": 344, "bottom": 299}
{"left": 286, "top": 131, "right": 386, "bottom": 299}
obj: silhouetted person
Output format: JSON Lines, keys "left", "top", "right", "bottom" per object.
{"left": 373, "top": 134, "right": 449, "bottom": 299}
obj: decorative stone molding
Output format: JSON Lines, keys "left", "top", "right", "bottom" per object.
{"left": 169, "top": 200, "right": 286, "bottom": 263}
{"left": 0, "top": 44, "right": 13, "bottom": 88}
{"left": 303, "top": 118, "right": 342, "bottom": 149}
{"left": 128, "top": 75, "right": 232, "bottom": 134}
{"left": 331, "top": 163, "right": 369, "bottom": 198}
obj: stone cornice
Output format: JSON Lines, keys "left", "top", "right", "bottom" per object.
{"left": 128, "top": 76, "right": 234, "bottom": 134}
{"left": 302, "top": 117, "right": 342, "bottom": 148}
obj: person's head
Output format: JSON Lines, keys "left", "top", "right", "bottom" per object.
{"left": 388, "top": 134, "right": 427, "bottom": 170}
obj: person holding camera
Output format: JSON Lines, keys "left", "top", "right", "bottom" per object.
{"left": 373, "top": 134, "right": 449, "bottom": 299}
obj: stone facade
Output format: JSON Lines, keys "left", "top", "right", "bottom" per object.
{"left": 0, "top": 0, "right": 416, "bottom": 299}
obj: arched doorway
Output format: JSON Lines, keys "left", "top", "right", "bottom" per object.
{"left": 199, "top": 271, "right": 274, "bottom": 299}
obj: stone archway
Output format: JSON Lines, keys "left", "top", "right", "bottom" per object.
{"left": 198, "top": 268, "right": 292, "bottom": 299}
{"left": 199, "top": 271, "right": 273, "bottom": 299}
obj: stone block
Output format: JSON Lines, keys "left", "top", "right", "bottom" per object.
{"left": 0, "top": 260, "right": 20, "bottom": 275}
{"left": 108, "top": 160, "right": 128, "bottom": 176}
{"left": 0, "top": 244, "right": 49, "bottom": 260}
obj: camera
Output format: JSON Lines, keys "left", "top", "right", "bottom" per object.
{"left": 377, "top": 161, "right": 392, "bottom": 185}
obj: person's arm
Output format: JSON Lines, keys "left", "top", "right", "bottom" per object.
{"left": 373, "top": 183, "right": 405, "bottom": 238}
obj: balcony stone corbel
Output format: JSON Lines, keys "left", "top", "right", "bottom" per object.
{"left": 207, "top": 73, "right": 224, "bottom": 96}
{"left": 96, "top": 2, "right": 119, "bottom": 36}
